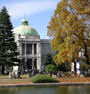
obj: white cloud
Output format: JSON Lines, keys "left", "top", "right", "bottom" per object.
{"left": 3, "top": 1, "right": 57, "bottom": 18}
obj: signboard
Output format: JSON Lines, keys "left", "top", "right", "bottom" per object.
{"left": 76, "top": 62, "right": 80, "bottom": 75}
{"left": 71, "top": 62, "right": 74, "bottom": 72}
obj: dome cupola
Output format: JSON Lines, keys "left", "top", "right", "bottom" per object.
{"left": 13, "top": 17, "right": 39, "bottom": 36}
{"left": 21, "top": 18, "right": 28, "bottom": 25}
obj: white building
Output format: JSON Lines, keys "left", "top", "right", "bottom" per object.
{"left": 13, "top": 18, "right": 53, "bottom": 72}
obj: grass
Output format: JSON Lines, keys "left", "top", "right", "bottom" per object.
{"left": 0, "top": 74, "right": 27, "bottom": 78}
{"left": 0, "top": 74, "right": 31, "bottom": 84}
{"left": 0, "top": 75, "right": 9, "bottom": 79}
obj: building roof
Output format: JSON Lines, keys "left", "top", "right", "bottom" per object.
{"left": 13, "top": 18, "right": 39, "bottom": 36}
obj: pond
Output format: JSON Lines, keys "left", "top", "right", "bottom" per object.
{"left": 0, "top": 85, "right": 90, "bottom": 94}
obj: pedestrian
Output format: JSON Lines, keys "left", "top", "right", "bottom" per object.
{"left": 18, "top": 70, "right": 21, "bottom": 79}
{"left": 9, "top": 72, "right": 12, "bottom": 79}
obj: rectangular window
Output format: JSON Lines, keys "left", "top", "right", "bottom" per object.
{"left": 22, "top": 43, "right": 25, "bottom": 54}
{"left": 34, "top": 59, "right": 37, "bottom": 69}
{"left": 26, "top": 44, "right": 32, "bottom": 54}
{"left": 34, "top": 44, "right": 37, "bottom": 54}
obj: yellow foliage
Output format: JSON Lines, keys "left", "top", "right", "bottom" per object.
{"left": 47, "top": 0, "right": 90, "bottom": 64}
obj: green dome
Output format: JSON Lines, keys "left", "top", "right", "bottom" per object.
{"left": 13, "top": 18, "right": 39, "bottom": 36}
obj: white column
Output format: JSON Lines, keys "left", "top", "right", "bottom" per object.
{"left": 32, "top": 58, "right": 34, "bottom": 70}
{"left": 19, "top": 43, "right": 22, "bottom": 55}
{"left": 32, "top": 44, "right": 34, "bottom": 55}
{"left": 37, "top": 42, "right": 41, "bottom": 57}
{"left": 25, "top": 42, "right": 26, "bottom": 56}
{"left": 37, "top": 58, "right": 41, "bottom": 71}
{"left": 25, "top": 42, "right": 27, "bottom": 64}
{"left": 37, "top": 42, "right": 41, "bottom": 71}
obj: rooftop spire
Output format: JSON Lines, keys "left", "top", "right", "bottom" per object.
{"left": 21, "top": 17, "right": 28, "bottom": 25}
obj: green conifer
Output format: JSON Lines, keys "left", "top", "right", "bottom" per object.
{"left": 0, "top": 7, "right": 19, "bottom": 74}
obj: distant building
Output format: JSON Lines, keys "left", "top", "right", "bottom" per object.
{"left": 13, "top": 18, "right": 53, "bottom": 72}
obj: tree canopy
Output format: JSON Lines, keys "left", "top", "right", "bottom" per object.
{"left": 0, "top": 7, "right": 19, "bottom": 73}
{"left": 47, "top": 0, "right": 90, "bottom": 64}
{"left": 44, "top": 53, "right": 53, "bottom": 65}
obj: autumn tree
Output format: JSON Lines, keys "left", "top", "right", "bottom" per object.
{"left": 47, "top": 0, "right": 90, "bottom": 64}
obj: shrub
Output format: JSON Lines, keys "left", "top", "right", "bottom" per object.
{"left": 31, "top": 74, "right": 59, "bottom": 83}
{"left": 80, "top": 63, "right": 88, "bottom": 71}
{"left": 56, "top": 62, "right": 71, "bottom": 72}
{"left": 45, "top": 64, "right": 56, "bottom": 73}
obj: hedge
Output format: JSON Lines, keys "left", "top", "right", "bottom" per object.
{"left": 31, "top": 74, "right": 59, "bottom": 83}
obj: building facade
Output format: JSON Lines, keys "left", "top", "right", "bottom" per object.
{"left": 13, "top": 18, "right": 53, "bottom": 72}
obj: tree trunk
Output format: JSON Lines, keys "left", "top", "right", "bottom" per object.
{"left": 2, "top": 65, "right": 5, "bottom": 74}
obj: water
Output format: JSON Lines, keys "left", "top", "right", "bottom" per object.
{"left": 0, "top": 86, "right": 90, "bottom": 94}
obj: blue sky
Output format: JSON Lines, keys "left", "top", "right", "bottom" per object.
{"left": 0, "top": 0, "right": 60, "bottom": 39}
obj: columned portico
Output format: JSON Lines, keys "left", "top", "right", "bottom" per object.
{"left": 18, "top": 37, "right": 41, "bottom": 72}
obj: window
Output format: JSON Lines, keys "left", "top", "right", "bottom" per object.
{"left": 34, "top": 59, "right": 37, "bottom": 69}
{"left": 34, "top": 44, "right": 37, "bottom": 54}
{"left": 26, "top": 44, "right": 32, "bottom": 54}
{"left": 22, "top": 43, "right": 25, "bottom": 54}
